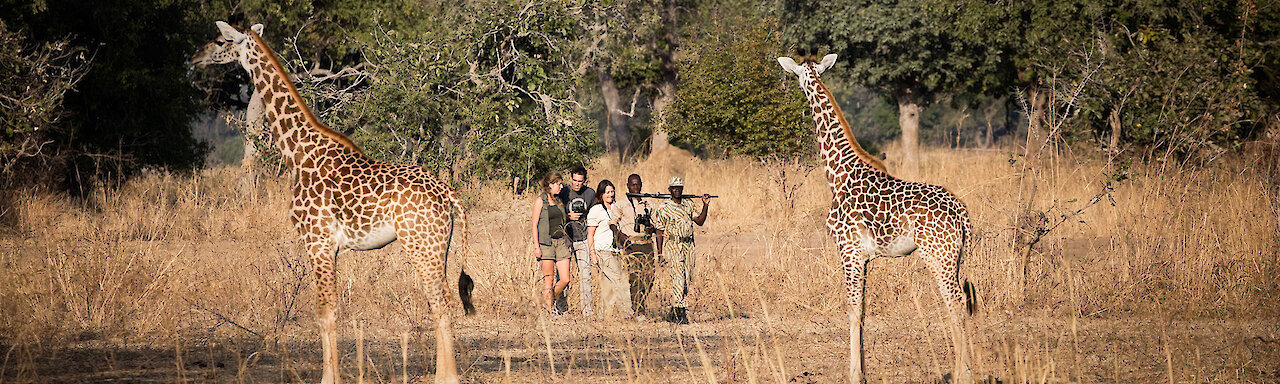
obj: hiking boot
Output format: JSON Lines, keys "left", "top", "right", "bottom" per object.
{"left": 554, "top": 294, "right": 569, "bottom": 314}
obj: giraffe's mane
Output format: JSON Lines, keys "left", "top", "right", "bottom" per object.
{"left": 812, "top": 77, "right": 889, "bottom": 174}
{"left": 248, "top": 32, "right": 365, "bottom": 156}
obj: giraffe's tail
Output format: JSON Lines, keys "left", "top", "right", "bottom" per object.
{"left": 962, "top": 278, "right": 977, "bottom": 316}
{"left": 446, "top": 189, "right": 476, "bottom": 316}
{"left": 959, "top": 212, "right": 977, "bottom": 316}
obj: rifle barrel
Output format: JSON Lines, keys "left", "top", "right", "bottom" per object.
{"left": 625, "top": 193, "right": 719, "bottom": 199}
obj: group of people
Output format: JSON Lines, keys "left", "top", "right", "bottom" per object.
{"left": 530, "top": 166, "right": 710, "bottom": 324}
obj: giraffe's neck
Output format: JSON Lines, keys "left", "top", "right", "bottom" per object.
{"left": 802, "top": 77, "right": 888, "bottom": 188}
{"left": 242, "top": 33, "right": 365, "bottom": 171}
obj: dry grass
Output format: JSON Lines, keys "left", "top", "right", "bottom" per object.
{"left": 0, "top": 147, "right": 1277, "bottom": 382}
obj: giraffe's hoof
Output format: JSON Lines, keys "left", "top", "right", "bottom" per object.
{"left": 434, "top": 374, "right": 460, "bottom": 384}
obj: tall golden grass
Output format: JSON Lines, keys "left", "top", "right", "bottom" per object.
{"left": 0, "top": 147, "right": 1275, "bottom": 381}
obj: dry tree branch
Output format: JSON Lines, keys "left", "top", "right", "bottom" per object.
{"left": 618, "top": 88, "right": 642, "bottom": 118}
{"left": 293, "top": 63, "right": 370, "bottom": 83}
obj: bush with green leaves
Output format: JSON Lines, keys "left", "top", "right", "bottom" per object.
{"left": 666, "top": 16, "right": 812, "bottom": 158}
{"left": 0, "top": 20, "right": 89, "bottom": 183}
{"left": 1074, "top": 17, "right": 1266, "bottom": 153}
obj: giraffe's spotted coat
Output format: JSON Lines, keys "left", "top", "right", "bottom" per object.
{"left": 780, "top": 55, "right": 975, "bottom": 384}
{"left": 192, "top": 22, "right": 468, "bottom": 384}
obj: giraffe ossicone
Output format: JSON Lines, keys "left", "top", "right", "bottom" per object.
{"left": 193, "top": 21, "right": 472, "bottom": 384}
{"left": 778, "top": 54, "right": 976, "bottom": 384}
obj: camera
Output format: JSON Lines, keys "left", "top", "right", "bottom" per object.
{"left": 635, "top": 212, "right": 651, "bottom": 227}
{"left": 570, "top": 199, "right": 588, "bottom": 214}
{"left": 633, "top": 206, "right": 651, "bottom": 233}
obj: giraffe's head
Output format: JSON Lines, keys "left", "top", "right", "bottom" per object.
{"left": 191, "top": 21, "right": 264, "bottom": 70}
{"left": 776, "top": 54, "right": 838, "bottom": 86}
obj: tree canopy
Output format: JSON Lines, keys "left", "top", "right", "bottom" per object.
{"left": 782, "top": 0, "right": 1010, "bottom": 172}
{"left": 665, "top": 14, "right": 812, "bottom": 158}
{"left": 1, "top": 0, "right": 215, "bottom": 188}
{"left": 780, "top": 0, "right": 1278, "bottom": 161}
{"left": 2, "top": 0, "right": 1277, "bottom": 192}
{"left": 311, "top": 0, "right": 599, "bottom": 182}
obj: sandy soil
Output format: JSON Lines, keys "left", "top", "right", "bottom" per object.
{"left": 12, "top": 312, "right": 1279, "bottom": 383}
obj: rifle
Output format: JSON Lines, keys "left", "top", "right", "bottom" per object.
{"left": 626, "top": 193, "right": 719, "bottom": 199}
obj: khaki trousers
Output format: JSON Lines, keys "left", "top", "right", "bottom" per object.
{"left": 623, "top": 239, "right": 655, "bottom": 315}
{"left": 594, "top": 249, "right": 633, "bottom": 318}
{"left": 570, "top": 240, "right": 593, "bottom": 316}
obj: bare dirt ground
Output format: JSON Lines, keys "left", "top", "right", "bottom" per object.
{"left": 12, "top": 312, "right": 1280, "bottom": 383}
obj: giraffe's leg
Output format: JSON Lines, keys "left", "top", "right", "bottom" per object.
{"left": 433, "top": 312, "right": 459, "bottom": 384}
{"left": 922, "top": 248, "right": 974, "bottom": 384}
{"left": 306, "top": 237, "right": 341, "bottom": 384}
{"left": 844, "top": 253, "right": 868, "bottom": 384}
{"left": 404, "top": 235, "right": 459, "bottom": 384}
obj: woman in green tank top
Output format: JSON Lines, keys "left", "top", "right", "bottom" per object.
{"left": 530, "top": 171, "right": 572, "bottom": 314}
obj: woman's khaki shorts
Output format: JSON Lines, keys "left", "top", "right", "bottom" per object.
{"left": 538, "top": 237, "right": 572, "bottom": 261}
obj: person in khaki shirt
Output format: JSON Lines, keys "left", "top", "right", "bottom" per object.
{"left": 608, "top": 174, "right": 656, "bottom": 319}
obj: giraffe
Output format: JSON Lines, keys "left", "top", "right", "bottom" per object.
{"left": 192, "top": 22, "right": 473, "bottom": 384}
{"left": 777, "top": 54, "right": 975, "bottom": 384}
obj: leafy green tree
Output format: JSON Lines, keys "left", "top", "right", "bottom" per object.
{"left": 581, "top": 0, "right": 691, "bottom": 157}
{"left": 782, "top": 0, "right": 1007, "bottom": 174}
{"left": 187, "top": 0, "right": 439, "bottom": 124}
{"left": 196, "top": 0, "right": 433, "bottom": 73}
{"left": 1, "top": 0, "right": 215, "bottom": 186}
{"left": 1002, "top": 0, "right": 1278, "bottom": 157}
{"left": 666, "top": 15, "right": 811, "bottom": 158}
{"left": 300, "top": 0, "right": 599, "bottom": 183}
{"left": 1090, "top": 22, "right": 1260, "bottom": 152}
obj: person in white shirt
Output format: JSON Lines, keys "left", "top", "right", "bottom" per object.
{"left": 586, "top": 179, "right": 633, "bottom": 319}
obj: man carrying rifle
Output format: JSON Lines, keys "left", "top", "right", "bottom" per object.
{"left": 610, "top": 174, "right": 657, "bottom": 320}
{"left": 651, "top": 176, "right": 710, "bottom": 325}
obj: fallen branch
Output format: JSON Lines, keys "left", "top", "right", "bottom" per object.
{"left": 184, "top": 297, "right": 264, "bottom": 340}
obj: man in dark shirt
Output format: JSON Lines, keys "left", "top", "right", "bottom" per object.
{"left": 558, "top": 165, "right": 596, "bottom": 317}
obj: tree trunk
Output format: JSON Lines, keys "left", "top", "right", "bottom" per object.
{"left": 650, "top": 81, "right": 675, "bottom": 154}
{"left": 233, "top": 107, "right": 260, "bottom": 194}
{"left": 983, "top": 100, "right": 998, "bottom": 148}
{"left": 1024, "top": 87, "right": 1048, "bottom": 167}
{"left": 598, "top": 70, "right": 630, "bottom": 157}
{"left": 241, "top": 138, "right": 257, "bottom": 171}
{"left": 1013, "top": 86, "right": 1049, "bottom": 302}
{"left": 897, "top": 93, "right": 922, "bottom": 177}
{"left": 241, "top": 92, "right": 266, "bottom": 173}
{"left": 1269, "top": 120, "right": 1280, "bottom": 254}
{"left": 1108, "top": 107, "right": 1122, "bottom": 154}
{"left": 648, "top": 0, "right": 680, "bottom": 156}
{"left": 985, "top": 120, "right": 994, "bottom": 148}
